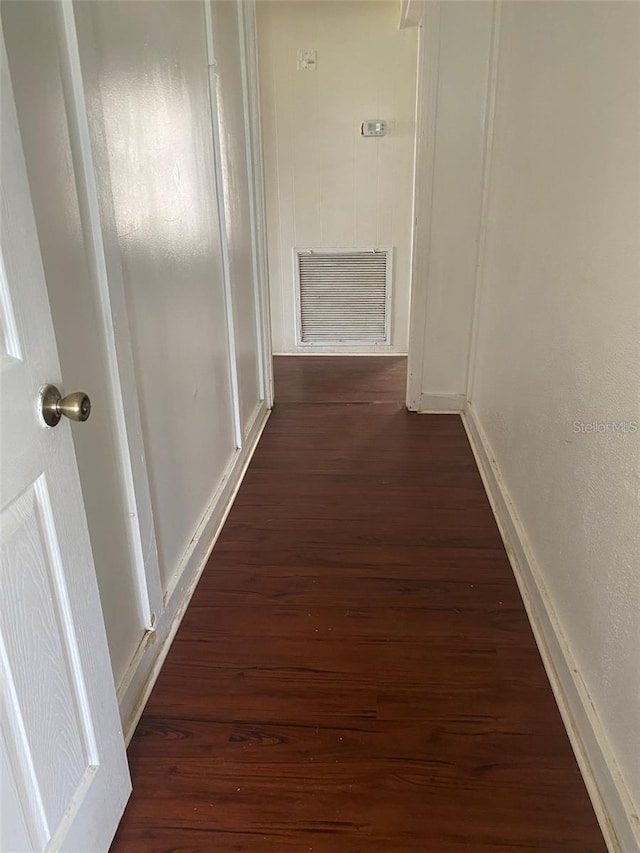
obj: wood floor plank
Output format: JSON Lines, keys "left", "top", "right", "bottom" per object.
{"left": 111, "top": 357, "right": 606, "bottom": 852}
{"left": 271, "top": 355, "right": 408, "bottom": 404}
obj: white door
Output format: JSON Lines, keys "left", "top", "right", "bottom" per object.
{"left": 0, "top": 31, "right": 131, "bottom": 853}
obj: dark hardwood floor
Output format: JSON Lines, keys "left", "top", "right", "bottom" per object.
{"left": 111, "top": 356, "right": 606, "bottom": 852}
{"left": 272, "top": 355, "right": 408, "bottom": 404}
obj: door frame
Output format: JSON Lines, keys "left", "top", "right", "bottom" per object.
{"left": 405, "top": 3, "right": 442, "bottom": 411}
{"left": 237, "top": 0, "right": 274, "bottom": 409}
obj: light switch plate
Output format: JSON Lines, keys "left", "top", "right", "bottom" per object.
{"left": 297, "top": 49, "right": 317, "bottom": 71}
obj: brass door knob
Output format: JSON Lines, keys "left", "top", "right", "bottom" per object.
{"left": 40, "top": 385, "right": 91, "bottom": 427}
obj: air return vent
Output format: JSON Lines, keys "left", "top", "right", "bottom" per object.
{"left": 295, "top": 248, "right": 392, "bottom": 346}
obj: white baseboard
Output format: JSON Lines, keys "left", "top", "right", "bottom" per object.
{"left": 118, "top": 401, "right": 271, "bottom": 743}
{"left": 271, "top": 350, "right": 409, "bottom": 357}
{"left": 410, "top": 392, "right": 466, "bottom": 413}
{"left": 462, "top": 403, "right": 639, "bottom": 853}
{"left": 243, "top": 397, "right": 264, "bottom": 442}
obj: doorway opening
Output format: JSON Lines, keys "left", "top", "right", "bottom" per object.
{"left": 255, "top": 2, "right": 419, "bottom": 381}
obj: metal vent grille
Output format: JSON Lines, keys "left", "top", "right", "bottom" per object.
{"left": 296, "top": 249, "right": 391, "bottom": 345}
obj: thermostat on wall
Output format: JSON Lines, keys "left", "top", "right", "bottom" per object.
{"left": 361, "top": 120, "right": 387, "bottom": 137}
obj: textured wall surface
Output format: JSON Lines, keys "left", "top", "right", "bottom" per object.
{"left": 470, "top": 0, "right": 640, "bottom": 805}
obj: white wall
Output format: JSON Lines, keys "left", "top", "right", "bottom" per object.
{"left": 468, "top": 0, "right": 640, "bottom": 844}
{"left": 258, "top": 1, "right": 418, "bottom": 354}
{"left": 407, "top": 1, "right": 493, "bottom": 411}
{"left": 76, "top": 0, "right": 237, "bottom": 593}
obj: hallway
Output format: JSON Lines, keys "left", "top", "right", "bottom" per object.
{"left": 111, "top": 357, "right": 605, "bottom": 851}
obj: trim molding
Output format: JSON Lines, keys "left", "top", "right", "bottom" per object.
{"left": 275, "top": 349, "right": 407, "bottom": 356}
{"left": 465, "top": 0, "right": 501, "bottom": 403}
{"left": 398, "top": 0, "right": 423, "bottom": 30}
{"left": 405, "top": 3, "right": 442, "bottom": 410}
{"left": 238, "top": 0, "right": 274, "bottom": 409}
{"left": 204, "top": 1, "right": 243, "bottom": 450}
{"left": 118, "top": 402, "right": 271, "bottom": 742}
{"left": 462, "top": 403, "right": 640, "bottom": 853}
{"left": 411, "top": 392, "right": 465, "bottom": 413}
{"left": 272, "top": 351, "right": 407, "bottom": 358}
